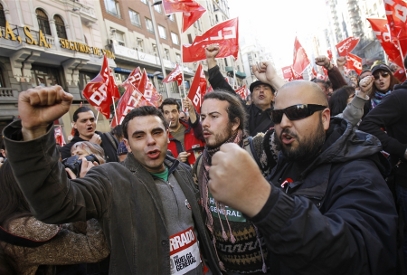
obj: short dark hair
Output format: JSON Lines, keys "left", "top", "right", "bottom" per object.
{"left": 159, "top": 98, "right": 180, "bottom": 112}
{"left": 203, "top": 90, "right": 247, "bottom": 131}
{"left": 73, "top": 106, "right": 94, "bottom": 122}
{"left": 122, "top": 106, "right": 168, "bottom": 139}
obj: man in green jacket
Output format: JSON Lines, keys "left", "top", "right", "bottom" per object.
{"left": 3, "top": 85, "right": 221, "bottom": 274}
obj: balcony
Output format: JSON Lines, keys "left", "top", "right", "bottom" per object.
{"left": 0, "top": 88, "right": 18, "bottom": 102}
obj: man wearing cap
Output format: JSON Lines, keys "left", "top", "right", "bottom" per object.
{"left": 205, "top": 44, "right": 285, "bottom": 136}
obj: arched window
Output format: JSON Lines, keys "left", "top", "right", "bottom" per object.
{"left": 54, "top": 15, "right": 67, "bottom": 39}
{"left": 0, "top": 4, "right": 6, "bottom": 27}
{"left": 36, "top": 8, "right": 51, "bottom": 35}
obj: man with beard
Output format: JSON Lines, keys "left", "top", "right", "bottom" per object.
{"left": 206, "top": 80, "right": 398, "bottom": 274}
{"left": 3, "top": 85, "right": 221, "bottom": 274}
{"left": 59, "top": 106, "right": 119, "bottom": 162}
{"left": 195, "top": 91, "right": 274, "bottom": 274}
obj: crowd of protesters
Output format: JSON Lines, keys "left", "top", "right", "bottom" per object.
{"left": 0, "top": 42, "right": 406, "bottom": 275}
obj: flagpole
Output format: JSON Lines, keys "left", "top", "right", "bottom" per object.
{"left": 177, "top": 15, "right": 187, "bottom": 99}
{"left": 232, "top": 58, "right": 237, "bottom": 89}
{"left": 112, "top": 96, "right": 118, "bottom": 126}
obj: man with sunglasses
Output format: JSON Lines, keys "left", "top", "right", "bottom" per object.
{"left": 207, "top": 80, "right": 398, "bottom": 274}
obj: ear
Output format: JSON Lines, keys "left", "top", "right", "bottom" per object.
{"left": 321, "top": 108, "right": 330, "bottom": 130}
{"left": 123, "top": 139, "right": 130, "bottom": 152}
{"left": 231, "top": 118, "right": 240, "bottom": 132}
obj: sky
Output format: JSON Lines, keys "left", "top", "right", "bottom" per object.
{"left": 228, "top": 0, "right": 327, "bottom": 68}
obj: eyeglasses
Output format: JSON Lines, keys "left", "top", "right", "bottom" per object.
{"left": 271, "top": 104, "right": 327, "bottom": 124}
{"left": 373, "top": 71, "right": 390, "bottom": 80}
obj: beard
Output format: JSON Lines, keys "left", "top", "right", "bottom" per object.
{"left": 205, "top": 123, "right": 235, "bottom": 149}
{"left": 275, "top": 116, "right": 326, "bottom": 162}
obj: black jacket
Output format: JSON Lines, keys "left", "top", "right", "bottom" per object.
{"left": 208, "top": 65, "right": 274, "bottom": 136}
{"left": 252, "top": 118, "right": 398, "bottom": 274}
{"left": 59, "top": 131, "right": 119, "bottom": 163}
{"left": 3, "top": 121, "right": 221, "bottom": 275}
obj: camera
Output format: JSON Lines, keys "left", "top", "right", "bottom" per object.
{"left": 62, "top": 154, "right": 99, "bottom": 178}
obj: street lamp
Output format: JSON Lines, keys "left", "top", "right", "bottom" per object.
{"left": 148, "top": 0, "right": 170, "bottom": 98}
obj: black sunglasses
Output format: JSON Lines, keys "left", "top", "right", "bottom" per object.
{"left": 272, "top": 104, "right": 327, "bottom": 124}
{"left": 373, "top": 71, "right": 390, "bottom": 80}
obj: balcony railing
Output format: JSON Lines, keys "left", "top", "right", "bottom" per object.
{"left": 0, "top": 88, "right": 18, "bottom": 102}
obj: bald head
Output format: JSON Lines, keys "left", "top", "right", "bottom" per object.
{"left": 275, "top": 80, "right": 328, "bottom": 108}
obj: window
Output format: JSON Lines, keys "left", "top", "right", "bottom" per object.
{"left": 0, "top": 4, "right": 5, "bottom": 28}
{"left": 136, "top": 38, "right": 144, "bottom": 52}
{"left": 141, "top": 0, "right": 147, "bottom": 3}
{"left": 158, "top": 25, "right": 166, "bottom": 39}
{"left": 54, "top": 15, "right": 67, "bottom": 39}
{"left": 154, "top": 4, "right": 162, "bottom": 13}
{"left": 176, "top": 53, "right": 181, "bottom": 62}
{"left": 31, "top": 64, "right": 62, "bottom": 87}
{"left": 0, "top": 68, "right": 5, "bottom": 87}
{"left": 111, "top": 29, "right": 125, "bottom": 46}
{"left": 171, "top": 32, "right": 179, "bottom": 45}
{"left": 187, "top": 33, "right": 193, "bottom": 44}
{"left": 168, "top": 14, "right": 175, "bottom": 21}
{"left": 164, "top": 48, "right": 170, "bottom": 60}
{"left": 146, "top": 18, "right": 154, "bottom": 33}
{"left": 36, "top": 9, "right": 51, "bottom": 35}
{"left": 104, "top": 0, "right": 120, "bottom": 17}
{"left": 129, "top": 9, "right": 141, "bottom": 26}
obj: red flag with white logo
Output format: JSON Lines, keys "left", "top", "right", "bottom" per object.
{"left": 163, "top": 64, "right": 183, "bottom": 86}
{"left": 110, "top": 83, "right": 154, "bottom": 128}
{"left": 292, "top": 37, "right": 310, "bottom": 77}
{"left": 345, "top": 53, "right": 363, "bottom": 75}
{"left": 187, "top": 63, "right": 206, "bottom": 113}
{"left": 335, "top": 37, "right": 360, "bottom": 57}
{"left": 367, "top": 18, "right": 404, "bottom": 68}
{"left": 281, "top": 66, "right": 293, "bottom": 81}
{"left": 162, "top": 0, "right": 206, "bottom": 32}
{"left": 182, "top": 18, "right": 239, "bottom": 63}
{"left": 384, "top": 0, "right": 407, "bottom": 58}
{"left": 138, "top": 69, "right": 162, "bottom": 107}
{"left": 327, "top": 49, "right": 333, "bottom": 61}
{"left": 82, "top": 55, "right": 115, "bottom": 119}
{"left": 235, "top": 85, "right": 248, "bottom": 100}
{"left": 54, "top": 125, "right": 66, "bottom": 146}
{"left": 123, "top": 67, "right": 143, "bottom": 88}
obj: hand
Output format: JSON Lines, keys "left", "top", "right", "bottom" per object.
{"left": 65, "top": 159, "right": 98, "bottom": 179}
{"left": 252, "top": 61, "right": 285, "bottom": 90}
{"left": 358, "top": 75, "right": 374, "bottom": 98}
{"left": 315, "top": 55, "right": 330, "bottom": 68}
{"left": 177, "top": 151, "right": 191, "bottom": 163}
{"left": 19, "top": 85, "right": 73, "bottom": 140}
{"left": 336, "top": 56, "right": 347, "bottom": 68}
{"left": 208, "top": 143, "right": 271, "bottom": 217}
{"left": 205, "top": 44, "right": 220, "bottom": 69}
{"left": 89, "top": 134, "right": 102, "bottom": 145}
{"left": 182, "top": 97, "right": 197, "bottom": 122}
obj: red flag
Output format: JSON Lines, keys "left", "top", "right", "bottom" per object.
{"left": 138, "top": 69, "right": 161, "bottom": 107}
{"left": 182, "top": 18, "right": 239, "bottom": 63}
{"left": 327, "top": 49, "right": 333, "bottom": 61}
{"left": 384, "top": 0, "right": 407, "bottom": 58}
{"left": 291, "top": 66, "right": 303, "bottom": 80}
{"left": 82, "top": 55, "right": 115, "bottom": 119}
{"left": 335, "top": 37, "right": 360, "bottom": 57}
{"left": 187, "top": 63, "right": 206, "bottom": 113}
{"left": 111, "top": 83, "right": 154, "bottom": 128}
{"left": 281, "top": 66, "right": 293, "bottom": 81}
{"left": 292, "top": 37, "right": 310, "bottom": 77}
{"left": 162, "top": 0, "right": 206, "bottom": 32}
{"left": 163, "top": 64, "right": 183, "bottom": 86}
{"left": 54, "top": 125, "right": 66, "bottom": 146}
{"left": 123, "top": 67, "right": 143, "bottom": 88}
{"left": 345, "top": 53, "right": 363, "bottom": 75}
{"left": 367, "top": 18, "right": 404, "bottom": 68}
{"left": 235, "top": 85, "right": 248, "bottom": 100}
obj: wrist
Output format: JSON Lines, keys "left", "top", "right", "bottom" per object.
{"left": 207, "top": 58, "right": 217, "bottom": 69}
{"left": 325, "top": 61, "right": 334, "bottom": 71}
{"left": 21, "top": 125, "right": 48, "bottom": 141}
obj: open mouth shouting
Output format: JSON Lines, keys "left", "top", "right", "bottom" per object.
{"left": 146, "top": 149, "right": 161, "bottom": 160}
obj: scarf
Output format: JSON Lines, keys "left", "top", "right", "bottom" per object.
{"left": 198, "top": 130, "right": 243, "bottom": 271}
{"left": 372, "top": 90, "right": 391, "bottom": 109}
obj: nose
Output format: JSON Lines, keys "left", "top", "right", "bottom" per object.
{"left": 146, "top": 134, "right": 156, "bottom": 145}
{"left": 201, "top": 117, "right": 209, "bottom": 128}
{"left": 279, "top": 113, "right": 292, "bottom": 128}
